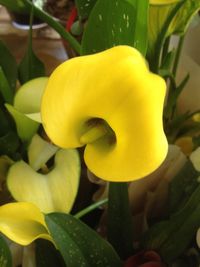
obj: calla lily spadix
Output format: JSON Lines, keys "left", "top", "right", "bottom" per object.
{"left": 41, "top": 45, "right": 168, "bottom": 182}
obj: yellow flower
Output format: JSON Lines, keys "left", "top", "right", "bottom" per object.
{"left": 0, "top": 202, "right": 51, "bottom": 246}
{"left": 41, "top": 46, "right": 168, "bottom": 182}
{"left": 150, "top": 0, "right": 180, "bottom": 4}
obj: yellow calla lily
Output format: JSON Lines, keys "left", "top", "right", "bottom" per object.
{"left": 41, "top": 45, "right": 168, "bottom": 182}
{"left": 0, "top": 202, "right": 51, "bottom": 246}
{"left": 7, "top": 141, "right": 80, "bottom": 213}
{"left": 150, "top": 0, "right": 180, "bottom": 5}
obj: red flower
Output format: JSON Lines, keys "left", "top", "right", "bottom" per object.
{"left": 124, "top": 251, "right": 166, "bottom": 267}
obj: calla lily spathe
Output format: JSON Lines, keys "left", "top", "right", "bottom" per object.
{"left": 41, "top": 46, "right": 168, "bottom": 182}
{"left": 0, "top": 202, "right": 50, "bottom": 246}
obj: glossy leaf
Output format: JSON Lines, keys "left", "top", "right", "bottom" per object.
{"left": 7, "top": 149, "right": 80, "bottom": 213}
{"left": 81, "top": 0, "right": 148, "bottom": 55}
{"left": 0, "top": 235, "right": 12, "bottom": 267}
{"left": 75, "top": 0, "right": 97, "bottom": 19}
{"left": 45, "top": 213, "right": 122, "bottom": 267}
{"left": 5, "top": 104, "right": 39, "bottom": 142}
{"left": 0, "top": 40, "right": 17, "bottom": 92}
{"left": 143, "top": 183, "right": 200, "bottom": 263}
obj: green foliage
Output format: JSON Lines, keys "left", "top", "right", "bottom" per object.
{"left": 0, "top": 132, "right": 20, "bottom": 157}
{"left": 18, "top": 9, "right": 45, "bottom": 84}
{"left": 0, "top": 40, "right": 17, "bottom": 92}
{"left": 107, "top": 183, "right": 133, "bottom": 259}
{"left": 143, "top": 183, "right": 200, "bottom": 263}
{"left": 0, "top": 0, "right": 27, "bottom": 13}
{"left": 0, "top": 235, "right": 12, "bottom": 267}
{"left": 81, "top": 0, "right": 148, "bottom": 55}
{"left": 169, "top": 161, "right": 199, "bottom": 213}
{"left": 0, "top": 68, "right": 14, "bottom": 104}
{"left": 36, "top": 239, "right": 66, "bottom": 267}
{"left": 45, "top": 213, "right": 122, "bottom": 267}
{"left": 75, "top": 0, "right": 97, "bottom": 19}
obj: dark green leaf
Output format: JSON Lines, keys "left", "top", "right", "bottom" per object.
{"left": 18, "top": 48, "right": 45, "bottom": 84}
{"left": 0, "top": 131, "right": 20, "bottom": 156}
{"left": 0, "top": 67, "right": 14, "bottom": 104}
{"left": 36, "top": 239, "right": 66, "bottom": 267}
{"left": 75, "top": 0, "right": 97, "bottom": 19}
{"left": 45, "top": 213, "right": 122, "bottom": 267}
{"left": 0, "top": 235, "right": 12, "bottom": 267}
{"left": 0, "top": 0, "right": 27, "bottom": 13}
{"left": 18, "top": 8, "right": 45, "bottom": 84}
{"left": 81, "top": 0, "right": 148, "bottom": 55}
{"left": 169, "top": 160, "right": 199, "bottom": 213}
{"left": 161, "top": 49, "right": 176, "bottom": 71}
{"left": 165, "top": 73, "right": 189, "bottom": 119}
{"left": 107, "top": 183, "right": 133, "bottom": 259}
{"left": 143, "top": 183, "right": 200, "bottom": 263}
{"left": 0, "top": 40, "right": 17, "bottom": 91}
{"left": 0, "top": 107, "right": 14, "bottom": 136}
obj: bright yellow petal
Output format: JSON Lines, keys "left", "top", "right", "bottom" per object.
{"left": 150, "top": 0, "right": 180, "bottom": 5}
{"left": 41, "top": 46, "right": 168, "bottom": 182}
{"left": 0, "top": 202, "right": 51, "bottom": 246}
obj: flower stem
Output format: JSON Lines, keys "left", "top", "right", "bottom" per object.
{"left": 172, "top": 35, "right": 185, "bottom": 77}
{"left": 107, "top": 182, "right": 133, "bottom": 259}
{"left": 74, "top": 198, "right": 108, "bottom": 219}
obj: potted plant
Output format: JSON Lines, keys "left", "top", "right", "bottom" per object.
{"left": 0, "top": 0, "right": 200, "bottom": 266}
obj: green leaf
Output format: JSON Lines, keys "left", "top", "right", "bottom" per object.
{"left": 0, "top": 67, "right": 14, "bottom": 104}
{"left": 169, "top": 0, "right": 200, "bottom": 36}
{"left": 0, "top": 0, "right": 27, "bottom": 13}
{"left": 18, "top": 8, "right": 45, "bottom": 84}
{"left": 5, "top": 103, "right": 39, "bottom": 142}
{"left": 18, "top": 49, "right": 45, "bottom": 84}
{"left": 81, "top": 0, "right": 148, "bottom": 56}
{"left": 36, "top": 239, "right": 66, "bottom": 267}
{"left": 143, "top": 183, "right": 200, "bottom": 263}
{"left": 0, "top": 131, "right": 19, "bottom": 157}
{"left": 0, "top": 40, "right": 17, "bottom": 91}
{"left": 75, "top": 0, "right": 97, "bottom": 19}
{"left": 169, "top": 160, "right": 199, "bottom": 213}
{"left": 148, "top": 1, "right": 183, "bottom": 71}
{"left": 107, "top": 183, "right": 133, "bottom": 259}
{"left": 148, "top": 0, "right": 200, "bottom": 71}
{"left": 45, "top": 213, "right": 122, "bottom": 267}
{"left": 165, "top": 73, "right": 189, "bottom": 119}
{"left": 0, "top": 235, "right": 12, "bottom": 267}
{"left": 0, "top": 107, "right": 13, "bottom": 136}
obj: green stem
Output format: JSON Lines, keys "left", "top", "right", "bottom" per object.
{"left": 172, "top": 35, "right": 185, "bottom": 77}
{"left": 75, "top": 198, "right": 108, "bottom": 219}
{"left": 107, "top": 182, "right": 133, "bottom": 259}
{"left": 161, "top": 36, "right": 171, "bottom": 65}
{"left": 24, "top": 0, "right": 81, "bottom": 55}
